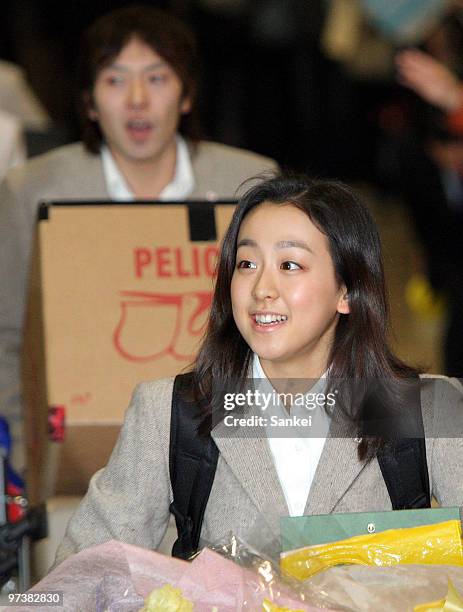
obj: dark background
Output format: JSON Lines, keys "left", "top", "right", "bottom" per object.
{"left": 2, "top": 0, "right": 463, "bottom": 187}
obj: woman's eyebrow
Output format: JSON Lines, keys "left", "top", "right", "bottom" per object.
{"left": 275, "top": 239, "right": 313, "bottom": 253}
{"left": 237, "top": 238, "right": 257, "bottom": 248}
{"left": 236, "top": 238, "right": 313, "bottom": 252}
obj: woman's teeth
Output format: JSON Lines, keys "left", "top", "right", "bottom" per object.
{"left": 254, "top": 314, "right": 288, "bottom": 325}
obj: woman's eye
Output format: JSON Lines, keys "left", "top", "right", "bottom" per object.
{"left": 281, "top": 261, "right": 301, "bottom": 271}
{"left": 237, "top": 260, "right": 257, "bottom": 269}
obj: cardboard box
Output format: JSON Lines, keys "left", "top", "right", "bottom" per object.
{"left": 23, "top": 201, "right": 235, "bottom": 503}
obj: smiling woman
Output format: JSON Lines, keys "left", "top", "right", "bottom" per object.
{"left": 54, "top": 173, "right": 463, "bottom": 570}
{"left": 231, "top": 202, "right": 349, "bottom": 380}
{"left": 200, "top": 179, "right": 388, "bottom": 355}
{"left": 194, "top": 175, "right": 419, "bottom": 451}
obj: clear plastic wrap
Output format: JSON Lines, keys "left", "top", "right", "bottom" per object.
{"left": 7, "top": 539, "right": 340, "bottom": 611}
{"left": 413, "top": 579, "right": 463, "bottom": 611}
{"left": 7, "top": 535, "right": 463, "bottom": 611}
{"left": 280, "top": 520, "right": 463, "bottom": 580}
{"left": 203, "top": 535, "right": 344, "bottom": 610}
{"left": 305, "top": 565, "right": 463, "bottom": 612}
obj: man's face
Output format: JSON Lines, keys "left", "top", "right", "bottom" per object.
{"left": 89, "top": 36, "right": 191, "bottom": 165}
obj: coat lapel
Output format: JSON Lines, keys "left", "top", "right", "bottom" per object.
{"left": 211, "top": 421, "right": 288, "bottom": 538}
{"left": 305, "top": 436, "right": 366, "bottom": 515}
{"left": 211, "top": 416, "right": 369, "bottom": 534}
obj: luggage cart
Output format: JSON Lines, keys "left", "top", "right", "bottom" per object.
{"left": 0, "top": 448, "right": 47, "bottom": 593}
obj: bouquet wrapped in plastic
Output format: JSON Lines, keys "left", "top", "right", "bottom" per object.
{"left": 7, "top": 539, "right": 340, "bottom": 611}
{"left": 6, "top": 533, "right": 463, "bottom": 611}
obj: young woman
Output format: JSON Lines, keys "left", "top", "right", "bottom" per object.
{"left": 54, "top": 174, "right": 463, "bottom": 566}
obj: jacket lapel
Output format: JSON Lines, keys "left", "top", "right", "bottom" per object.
{"left": 305, "top": 436, "right": 366, "bottom": 515}
{"left": 211, "top": 421, "right": 288, "bottom": 538}
{"left": 211, "top": 418, "right": 369, "bottom": 533}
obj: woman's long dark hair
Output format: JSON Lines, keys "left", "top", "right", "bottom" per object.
{"left": 192, "top": 174, "right": 420, "bottom": 459}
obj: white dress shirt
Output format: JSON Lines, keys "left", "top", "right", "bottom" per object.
{"left": 101, "top": 135, "right": 195, "bottom": 201}
{"left": 252, "top": 355, "right": 330, "bottom": 517}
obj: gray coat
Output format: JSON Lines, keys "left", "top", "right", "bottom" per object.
{"left": 54, "top": 374, "right": 463, "bottom": 567}
{"left": 0, "top": 141, "right": 277, "bottom": 460}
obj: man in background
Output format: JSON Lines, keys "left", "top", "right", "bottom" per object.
{"left": 0, "top": 5, "right": 276, "bottom": 469}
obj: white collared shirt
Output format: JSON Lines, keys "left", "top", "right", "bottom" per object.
{"left": 252, "top": 355, "right": 329, "bottom": 517}
{"left": 101, "top": 135, "right": 195, "bottom": 201}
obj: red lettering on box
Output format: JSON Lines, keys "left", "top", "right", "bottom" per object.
{"left": 174, "top": 247, "right": 191, "bottom": 277}
{"left": 133, "top": 246, "right": 219, "bottom": 279}
{"left": 70, "top": 392, "right": 92, "bottom": 405}
{"left": 192, "top": 247, "right": 200, "bottom": 277}
{"left": 134, "top": 248, "right": 152, "bottom": 278}
{"left": 156, "top": 247, "right": 172, "bottom": 277}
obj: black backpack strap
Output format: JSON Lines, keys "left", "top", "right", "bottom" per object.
{"left": 377, "top": 438, "right": 431, "bottom": 509}
{"left": 169, "top": 372, "right": 219, "bottom": 559}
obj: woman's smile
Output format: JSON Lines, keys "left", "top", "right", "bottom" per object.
{"left": 251, "top": 311, "right": 288, "bottom": 330}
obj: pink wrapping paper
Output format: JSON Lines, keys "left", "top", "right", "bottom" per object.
{"left": 174, "top": 548, "right": 324, "bottom": 609}
{"left": 5, "top": 539, "right": 463, "bottom": 611}
{"left": 3, "top": 541, "right": 334, "bottom": 611}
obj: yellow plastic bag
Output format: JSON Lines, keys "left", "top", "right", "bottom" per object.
{"left": 280, "top": 520, "right": 463, "bottom": 581}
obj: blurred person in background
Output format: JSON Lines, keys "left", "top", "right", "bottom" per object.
{"left": 396, "top": 47, "right": 463, "bottom": 377}
{"left": 0, "top": 109, "right": 26, "bottom": 178}
{"left": 396, "top": 47, "right": 463, "bottom": 131}
{"left": 0, "top": 4, "right": 276, "bottom": 471}
{"left": 0, "top": 59, "right": 56, "bottom": 159}
{"left": 0, "top": 59, "right": 49, "bottom": 132}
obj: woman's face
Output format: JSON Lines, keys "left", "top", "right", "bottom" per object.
{"left": 231, "top": 202, "right": 349, "bottom": 379}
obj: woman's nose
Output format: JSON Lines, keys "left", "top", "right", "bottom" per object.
{"left": 252, "top": 268, "right": 279, "bottom": 301}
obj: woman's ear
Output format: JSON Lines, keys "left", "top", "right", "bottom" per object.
{"left": 337, "top": 287, "right": 350, "bottom": 314}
